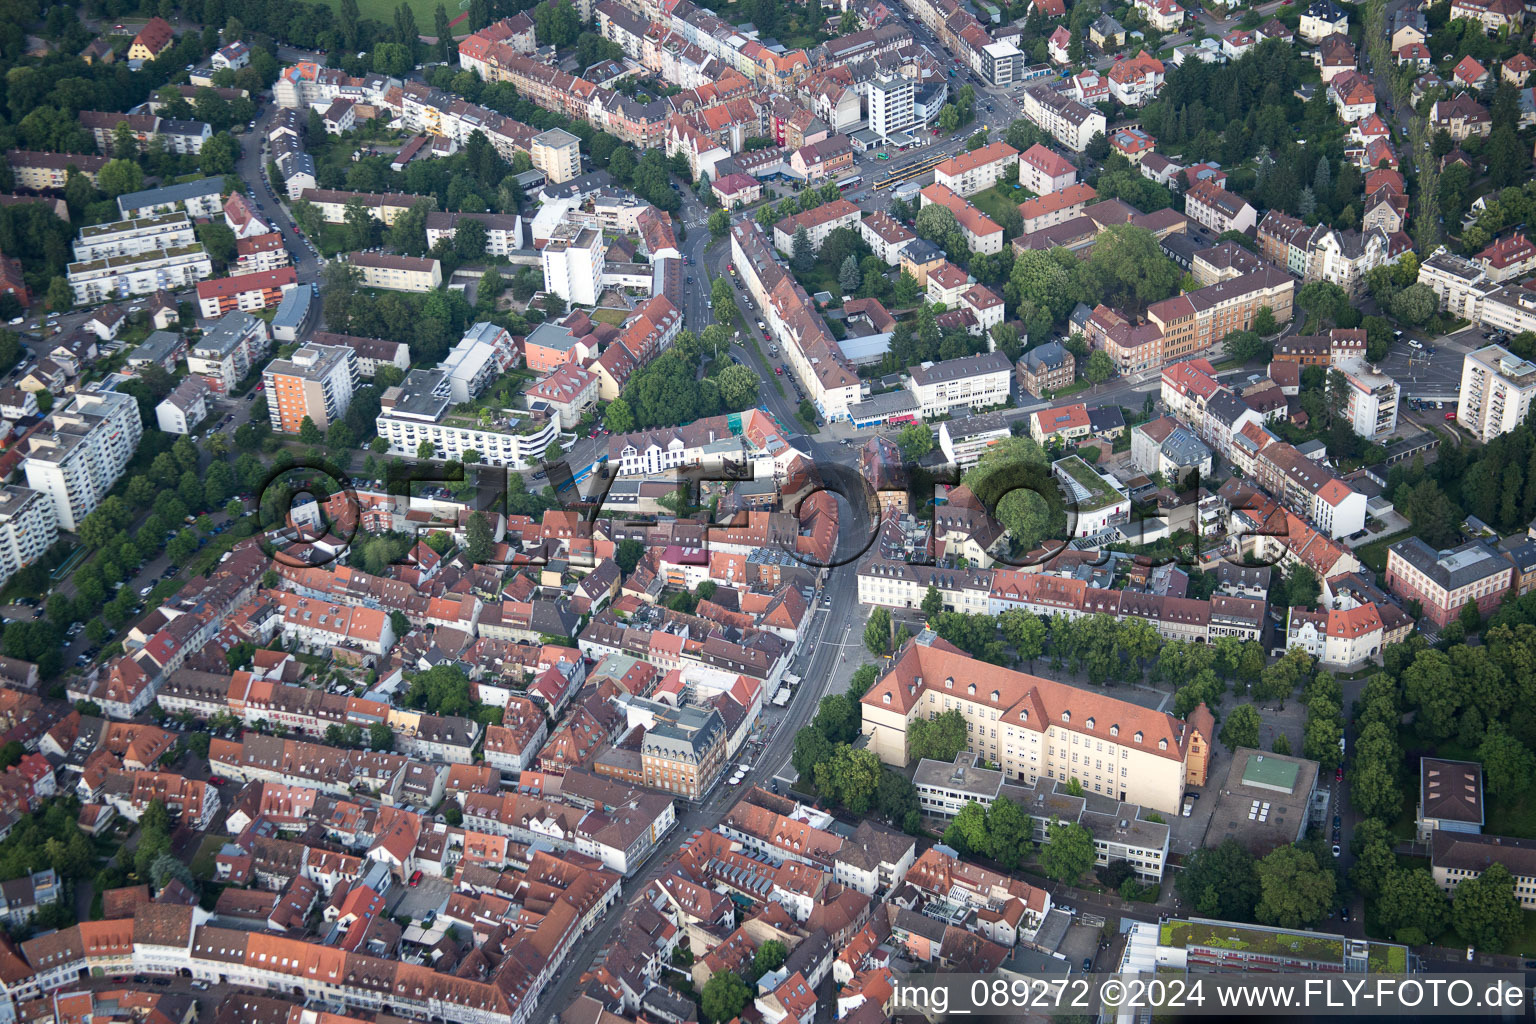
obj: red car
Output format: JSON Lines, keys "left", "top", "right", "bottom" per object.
{"left": 409, "top": 870, "right": 423, "bottom": 886}
{"left": 1445, "top": 411, "right": 1457, "bottom": 421}
{"left": 207, "top": 776, "right": 226, "bottom": 786}
{"left": 1335, "top": 767, "right": 1343, "bottom": 782}
{"left": 775, "top": 366, "right": 783, "bottom": 375}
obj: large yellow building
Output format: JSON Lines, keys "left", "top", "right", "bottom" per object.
{"left": 860, "top": 635, "right": 1214, "bottom": 814}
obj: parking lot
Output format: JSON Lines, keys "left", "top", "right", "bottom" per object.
{"left": 388, "top": 873, "right": 451, "bottom": 923}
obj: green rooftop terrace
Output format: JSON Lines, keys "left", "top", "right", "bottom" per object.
{"left": 1054, "top": 455, "right": 1126, "bottom": 512}
{"left": 1159, "top": 920, "right": 1344, "bottom": 964}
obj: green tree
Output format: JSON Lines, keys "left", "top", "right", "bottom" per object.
{"left": 701, "top": 972, "right": 750, "bottom": 1023}
{"left": 921, "top": 585, "right": 944, "bottom": 621}
{"left": 864, "top": 606, "right": 892, "bottom": 656}
{"left": 1254, "top": 845, "right": 1335, "bottom": 928}
{"left": 1083, "top": 350, "right": 1113, "bottom": 384}
{"left": 790, "top": 225, "right": 815, "bottom": 273}
{"left": 750, "top": 939, "right": 787, "bottom": 979}
{"left": 465, "top": 512, "right": 494, "bottom": 565}
{"left": 1296, "top": 281, "right": 1350, "bottom": 329}
{"left": 298, "top": 416, "right": 322, "bottom": 444}
{"left": 813, "top": 745, "right": 882, "bottom": 814}
{"left": 1039, "top": 818, "right": 1096, "bottom": 883}
{"left": 1219, "top": 704, "right": 1261, "bottom": 752}
{"left": 97, "top": 159, "right": 143, "bottom": 198}
{"left": 1390, "top": 283, "right": 1437, "bottom": 326}
{"left": 1376, "top": 867, "right": 1449, "bottom": 945}
{"left": 615, "top": 538, "right": 645, "bottom": 574}
{"left": 1454, "top": 861, "right": 1522, "bottom": 950}
{"left": 434, "top": 4, "right": 455, "bottom": 61}
{"left": 838, "top": 254, "right": 861, "bottom": 293}
{"left": 792, "top": 726, "right": 834, "bottom": 782}
{"left": 999, "top": 609, "right": 1046, "bottom": 668}
{"left": 708, "top": 209, "right": 730, "bottom": 237}
{"left": 711, "top": 277, "right": 737, "bottom": 325}
{"left": 907, "top": 709, "right": 968, "bottom": 762}
{"left": 1177, "top": 838, "right": 1261, "bottom": 920}
{"left": 716, "top": 363, "right": 759, "bottom": 411}
{"left": 896, "top": 422, "right": 933, "bottom": 461}
{"left": 944, "top": 800, "right": 992, "bottom": 856}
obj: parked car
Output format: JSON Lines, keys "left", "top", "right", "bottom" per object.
{"left": 409, "top": 870, "right": 423, "bottom": 886}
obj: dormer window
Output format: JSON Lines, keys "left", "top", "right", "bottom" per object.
{"left": 1061, "top": 711, "right": 1070, "bottom": 723}
{"left": 1134, "top": 731, "right": 1143, "bottom": 743}
{"left": 1085, "top": 717, "right": 1094, "bottom": 730}
{"left": 1019, "top": 709, "right": 1029, "bottom": 722}
{"left": 1110, "top": 725, "right": 1119, "bottom": 737}
{"left": 991, "top": 690, "right": 1000, "bottom": 702}
{"left": 967, "top": 683, "right": 976, "bottom": 695}
{"left": 944, "top": 677, "right": 953, "bottom": 689}
{"left": 1159, "top": 739, "right": 1168, "bottom": 750}
{"left": 883, "top": 693, "right": 891, "bottom": 704}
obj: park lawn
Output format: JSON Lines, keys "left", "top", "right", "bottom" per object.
{"left": 969, "top": 182, "right": 1029, "bottom": 225}
{"left": 1449, "top": 909, "right": 1536, "bottom": 956}
{"left": 189, "top": 832, "right": 229, "bottom": 881}
{"left": 316, "top": 0, "right": 449, "bottom": 29}
{"left": 1354, "top": 528, "right": 1413, "bottom": 575}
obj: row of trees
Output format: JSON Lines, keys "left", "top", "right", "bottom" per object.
{"left": 603, "top": 327, "right": 759, "bottom": 434}
{"left": 790, "top": 668, "right": 923, "bottom": 832}
{"left": 1345, "top": 639, "right": 1528, "bottom": 950}
{"left": 1177, "top": 837, "right": 1338, "bottom": 928}
{"left": 1389, "top": 420, "right": 1536, "bottom": 548}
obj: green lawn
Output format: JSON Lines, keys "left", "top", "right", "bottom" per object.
{"left": 315, "top": 0, "right": 450, "bottom": 27}
{"left": 969, "top": 182, "right": 1031, "bottom": 226}
{"left": 1355, "top": 528, "right": 1413, "bottom": 575}
{"left": 590, "top": 308, "right": 628, "bottom": 325}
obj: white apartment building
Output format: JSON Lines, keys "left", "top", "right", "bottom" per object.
{"left": 1337, "top": 358, "right": 1399, "bottom": 439}
{"left": 1017, "top": 143, "right": 1078, "bottom": 195}
{"left": 1286, "top": 599, "right": 1384, "bottom": 667}
{"left": 67, "top": 245, "right": 212, "bottom": 304}
{"left": 188, "top": 311, "right": 271, "bottom": 395}
{"left": 1054, "top": 455, "right": 1131, "bottom": 537}
{"left": 904, "top": 351, "right": 1013, "bottom": 417}
{"left": 933, "top": 142, "right": 1019, "bottom": 198}
{"left": 439, "top": 322, "right": 515, "bottom": 403}
{"left": 869, "top": 75, "right": 916, "bottom": 140}
{"left": 0, "top": 485, "right": 57, "bottom": 590}
{"left": 424, "top": 211, "right": 524, "bottom": 257}
{"left": 154, "top": 376, "right": 210, "bottom": 435}
{"left": 1459, "top": 344, "right": 1536, "bottom": 443}
{"left": 1022, "top": 84, "right": 1108, "bottom": 152}
{"left": 21, "top": 391, "right": 143, "bottom": 532}
{"left": 349, "top": 252, "right": 442, "bottom": 293}
{"left": 377, "top": 369, "right": 559, "bottom": 469}
{"left": 1419, "top": 247, "right": 1496, "bottom": 319}
{"left": 541, "top": 223, "right": 605, "bottom": 306}
{"left": 75, "top": 212, "right": 197, "bottom": 260}
{"left": 263, "top": 344, "right": 359, "bottom": 433}
{"left": 939, "top": 411, "right": 1012, "bottom": 469}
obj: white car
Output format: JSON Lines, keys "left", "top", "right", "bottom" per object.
{"left": 1408, "top": 338, "right": 1423, "bottom": 349}
{"left": 1181, "top": 795, "right": 1195, "bottom": 817}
